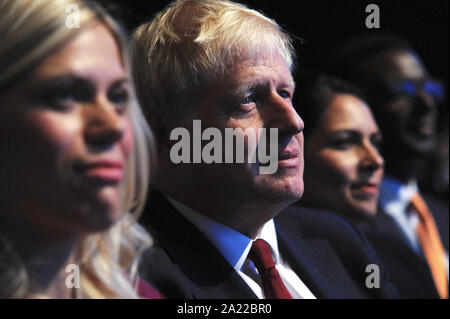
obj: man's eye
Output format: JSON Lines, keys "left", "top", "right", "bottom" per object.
{"left": 424, "top": 80, "right": 444, "bottom": 101}
{"left": 278, "top": 90, "right": 291, "bottom": 99}
{"left": 241, "top": 94, "right": 257, "bottom": 105}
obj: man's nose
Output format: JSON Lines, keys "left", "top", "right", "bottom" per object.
{"left": 83, "top": 96, "right": 125, "bottom": 149}
{"left": 415, "top": 87, "right": 437, "bottom": 113}
{"left": 267, "top": 93, "right": 304, "bottom": 137}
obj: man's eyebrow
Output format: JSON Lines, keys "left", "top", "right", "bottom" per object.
{"left": 233, "top": 76, "right": 295, "bottom": 94}
{"left": 236, "top": 79, "right": 263, "bottom": 93}
{"left": 280, "top": 78, "right": 296, "bottom": 91}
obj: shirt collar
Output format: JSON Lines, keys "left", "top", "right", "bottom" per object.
{"left": 166, "top": 195, "right": 252, "bottom": 271}
{"left": 379, "top": 175, "right": 418, "bottom": 217}
{"left": 165, "top": 195, "right": 280, "bottom": 272}
{"left": 254, "top": 220, "right": 280, "bottom": 265}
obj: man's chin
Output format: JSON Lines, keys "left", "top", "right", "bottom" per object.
{"left": 255, "top": 177, "right": 304, "bottom": 204}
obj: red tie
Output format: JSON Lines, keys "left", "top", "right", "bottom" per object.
{"left": 248, "top": 239, "right": 292, "bottom": 299}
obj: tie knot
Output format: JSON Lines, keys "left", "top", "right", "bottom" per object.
{"left": 249, "top": 239, "right": 275, "bottom": 271}
{"left": 247, "top": 239, "right": 293, "bottom": 299}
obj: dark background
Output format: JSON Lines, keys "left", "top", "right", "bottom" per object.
{"left": 97, "top": 0, "right": 449, "bottom": 84}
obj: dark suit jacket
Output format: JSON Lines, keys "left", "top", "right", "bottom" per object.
{"left": 138, "top": 190, "right": 398, "bottom": 299}
{"left": 359, "top": 194, "right": 449, "bottom": 299}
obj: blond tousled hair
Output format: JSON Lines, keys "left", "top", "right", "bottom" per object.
{"left": 0, "top": 0, "right": 154, "bottom": 298}
{"left": 130, "top": 0, "right": 295, "bottom": 127}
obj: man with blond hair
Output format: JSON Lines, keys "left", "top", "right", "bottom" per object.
{"left": 133, "top": 0, "right": 397, "bottom": 299}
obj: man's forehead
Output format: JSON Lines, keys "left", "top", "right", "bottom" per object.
{"left": 226, "top": 56, "right": 295, "bottom": 89}
{"left": 361, "top": 49, "right": 428, "bottom": 82}
{"left": 193, "top": 54, "right": 294, "bottom": 112}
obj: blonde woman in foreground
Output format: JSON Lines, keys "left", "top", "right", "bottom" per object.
{"left": 0, "top": 0, "right": 161, "bottom": 298}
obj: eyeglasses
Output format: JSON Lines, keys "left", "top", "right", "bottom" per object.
{"left": 387, "top": 79, "right": 444, "bottom": 102}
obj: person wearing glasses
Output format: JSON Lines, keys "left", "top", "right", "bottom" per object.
{"left": 323, "top": 34, "right": 448, "bottom": 299}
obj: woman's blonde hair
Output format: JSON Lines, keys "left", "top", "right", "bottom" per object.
{"left": 0, "top": 0, "right": 154, "bottom": 298}
{"left": 130, "top": 0, "right": 295, "bottom": 127}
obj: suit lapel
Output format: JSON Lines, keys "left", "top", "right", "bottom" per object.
{"left": 368, "top": 210, "right": 416, "bottom": 249}
{"left": 361, "top": 209, "right": 438, "bottom": 290}
{"left": 276, "top": 223, "right": 365, "bottom": 298}
{"left": 142, "top": 190, "right": 257, "bottom": 299}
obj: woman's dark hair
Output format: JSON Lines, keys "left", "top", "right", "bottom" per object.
{"left": 293, "top": 72, "right": 367, "bottom": 138}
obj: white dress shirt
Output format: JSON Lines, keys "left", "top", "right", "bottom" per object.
{"left": 166, "top": 195, "right": 316, "bottom": 299}
{"left": 379, "top": 176, "right": 421, "bottom": 252}
{"left": 379, "top": 176, "right": 449, "bottom": 279}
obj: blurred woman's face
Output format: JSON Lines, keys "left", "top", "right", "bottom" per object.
{"left": 0, "top": 24, "right": 133, "bottom": 240}
{"left": 303, "top": 94, "right": 384, "bottom": 221}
